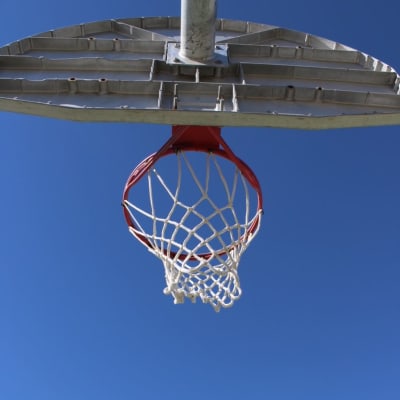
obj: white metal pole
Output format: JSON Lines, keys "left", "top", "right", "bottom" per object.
{"left": 180, "top": 0, "right": 217, "bottom": 61}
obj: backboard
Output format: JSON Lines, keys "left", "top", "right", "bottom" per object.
{"left": 1, "top": 16, "right": 400, "bottom": 129}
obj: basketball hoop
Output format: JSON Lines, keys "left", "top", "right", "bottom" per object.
{"left": 3, "top": 1, "right": 400, "bottom": 313}
{"left": 122, "top": 126, "right": 263, "bottom": 311}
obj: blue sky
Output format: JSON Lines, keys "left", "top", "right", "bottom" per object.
{"left": 1, "top": 1, "right": 399, "bottom": 399}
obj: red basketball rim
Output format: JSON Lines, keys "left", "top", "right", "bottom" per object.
{"left": 122, "top": 126, "right": 263, "bottom": 261}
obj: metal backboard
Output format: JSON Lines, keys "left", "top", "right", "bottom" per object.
{"left": 1, "top": 16, "right": 400, "bottom": 129}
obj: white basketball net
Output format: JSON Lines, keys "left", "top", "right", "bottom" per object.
{"left": 123, "top": 150, "right": 262, "bottom": 312}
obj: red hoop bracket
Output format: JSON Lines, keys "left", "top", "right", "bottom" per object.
{"left": 171, "top": 125, "right": 222, "bottom": 150}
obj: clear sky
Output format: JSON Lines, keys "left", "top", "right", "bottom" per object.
{"left": 1, "top": 1, "right": 399, "bottom": 399}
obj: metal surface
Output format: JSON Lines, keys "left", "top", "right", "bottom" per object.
{"left": 180, "top": 0, "right": 216, "bottom": 61}
{"left": 1, "top": 17, "right": 400, "bottom": 129}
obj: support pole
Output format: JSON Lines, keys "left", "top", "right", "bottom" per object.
{"left": 180, "top": 0, "right": 217, "bottom": 61}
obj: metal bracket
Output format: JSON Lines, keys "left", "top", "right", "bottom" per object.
{"left": 166, "top": 42, "right": 229, "bottom": 67}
